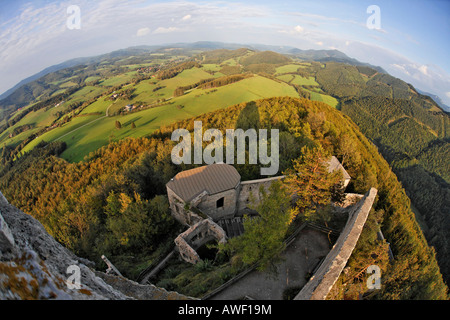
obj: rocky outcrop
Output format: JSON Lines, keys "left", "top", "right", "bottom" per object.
{"left": 0, "top": 191, "right": 192, "bottom": 300}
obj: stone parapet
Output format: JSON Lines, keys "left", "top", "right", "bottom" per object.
{"left": 294, "top": 187, "right": 378, "bottom": 300}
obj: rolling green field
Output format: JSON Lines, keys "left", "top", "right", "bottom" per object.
{"left": 19, "top": 71, "right": 299, "bottom": 162}
{"left": 291, "top": 75, "right": 319, "bottom": 86}
{"left": 275, "top": 64, "right": 301, "bottom": 74}
{"left": 1, "top": 53, "right": 344, "bottom": 162}
{"left": 274, "top": 72, "right": 338, "bottom": 108}
{"left": 0, "top": 102, "right": 73, "bottom": 148}
{"left": 80, "top": 99, "right": 112, "bottom": 115}
{"left": 4, "top": 52, "right": 343, "bottom": 163}
{"left": 307, "top": 90, "right": 339, "bottom": 108}
{"left": 98, "top": 73, "right": 135, "bottom": 87}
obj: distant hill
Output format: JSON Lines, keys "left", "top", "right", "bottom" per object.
{"left": 0, "top": 41, "right": 384, "bottom": 114}
{"left": 0, "top": 44, "right": 449, "bottom": 297}
{"left": 201, "top": 48, "right": 251, "bottom": 64}
{"left": 0, "top": 57, "right": 91, "bottom": 102}
{"left": 0, "top": 45, "right": 163, "bottom": 112}
{"left": 416, "top": 88, "right": 450, "bottom": 112}
{"left": 241, "top": 50, "right": 292, "bottom": 66}
{"left": 311, "top": 61, "right": 450, "bottom": 283}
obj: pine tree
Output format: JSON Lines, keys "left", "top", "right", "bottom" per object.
{"left": 283, "top": 146, "right": 342, "bottom": 223}
{"left": 115, "top": 120, "right": 122, "bottom": 129}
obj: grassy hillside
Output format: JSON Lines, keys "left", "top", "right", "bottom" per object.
{"left": 0, "top": 96, "right": 447, "bottom": 299}
{"left": 0, "top": 47, "right": 448, "bottom": 291}
{"left": 20, "top": 72, "right": 298, "bottom": 162}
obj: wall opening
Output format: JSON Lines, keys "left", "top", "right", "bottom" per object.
{"left": 196, "top": 239, "right": 219, "bottom": 261}
{"left": 216, "top": 197, "right": 224, "bottom": 208}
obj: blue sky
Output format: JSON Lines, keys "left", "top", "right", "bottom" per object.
{"left": 0, "top": 0, "right": 449, "bottom": 104}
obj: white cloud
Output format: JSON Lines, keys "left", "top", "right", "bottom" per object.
{"left": 181, "top": 14, "right": 191, "bottom": 21}
{"left": 136, "top": 27, "right": 150, "bottom": 37}
{"left": 418, "top": 65, "right": 428, "bottom": 76}
{"left": 153, "top": 26, "right": 180, "bottom": 34}
{"left": 278, "top": 25, "right": 305, "bottom": 35}
{"left": 390, "top": 63, "right": 411, "bottom": 76}
{"left": 315, "top": 41, "right": 323, "bottom": 46}
{"left": 294, "top": 25, "right": 303, "bottom": 33}
{"left": 375, "top": 28, "right": 388, "bottom": 34}
{"left": 288, "top": 11, "right": 365, "bottom": 29}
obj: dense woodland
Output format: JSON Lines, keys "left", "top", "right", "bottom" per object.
{"left": 312, "top": 62, "right": 450, "bottom": 284}
{"left": 0, "top": 96, "right": 447, "bottom": 299}
{"left": 0, "top": 47, "right": 448, "bottom": 299}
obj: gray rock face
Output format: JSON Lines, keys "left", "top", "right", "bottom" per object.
{"left": 0, "top": 191, "right": 192, "bottom": 300}
{"left": 0, "top": 211, "right": 15, "bottom": 258}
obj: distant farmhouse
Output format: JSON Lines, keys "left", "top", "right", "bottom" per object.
{"left": 166, "top": 157, "right": 350, "bottom": 264}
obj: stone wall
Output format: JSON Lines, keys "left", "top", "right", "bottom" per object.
{"left": 197, "top": 188, "right": 239, "bottom": 221}
{"left": 175, "top": 219, "right": 227, "bottom": 264}
{"left": 294, "top": 188, "right": 378, "bottom": 300}
{"left": 167, "top": 185, "right": 239, "bottom": 224}
{"left": 167, "top": 187, "right": 204, "bottom": 226}
{"left": 236, "top": 176, "right": 284, "bottom": 213}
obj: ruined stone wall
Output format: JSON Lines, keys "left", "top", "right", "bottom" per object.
{"left": 175, "top": 219, "right": 227, "bottom": 264}
{"left": 294, "top": 188, "right": 378, "bottom": 300}
{"left": 167, "top": 187, "right": 204, "bottom": 226}
{"left": 236, "top": 176, "right": 284, "bottom": 212}
{"left": 197, "top": 188, "right": 238, "bottom": 221}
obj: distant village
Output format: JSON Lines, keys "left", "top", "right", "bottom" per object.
{"left": 123, "top": 104, "right": 144, "bottom": 112}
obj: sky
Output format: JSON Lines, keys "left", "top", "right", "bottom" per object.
{"left": 0, "top": 0, "right": 449, "bottom": 104}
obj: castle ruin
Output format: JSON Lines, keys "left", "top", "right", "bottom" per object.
{"left": 166, "top": 157, "right": 351, "bottom": 264}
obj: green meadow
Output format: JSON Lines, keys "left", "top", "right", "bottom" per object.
{"left": 291, "top": 75, "right": 319, "bottom": 86}
{"left": 275, "top": 64, "right": 301, "bottom": 74}
{"left": 20, "top": 73, "right": 299, "bottom": 162}
{"left": 10, "top": 55, "right": 343, "bottom": 163}
{"left": 307, "top": 90, "right": 339, "bottom": 108}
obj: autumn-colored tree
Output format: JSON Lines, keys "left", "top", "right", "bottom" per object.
{"left": 283, "top": 146, "right": 342, "bottom": 223}
{"left": 219, "top": 180, "right": 296, "bottom": 271}
{"left": 104, "top": 191, "right": 174, "bottom": 251}
{"left": 173, "top": 87, "right": 185, "bottom": 97}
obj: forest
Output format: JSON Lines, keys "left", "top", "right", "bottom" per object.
{"left": 0, "top": 47, "right": 448, "bottom": 298}
{"left": 0, "top": 96, "right": 447, "bottom": 299}
{"left": 313, "top": 63, "right": 450, "bottom": 283}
